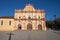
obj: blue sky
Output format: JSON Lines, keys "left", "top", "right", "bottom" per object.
{"left": 0, "top": 0, "right": 60, "bottom": 20}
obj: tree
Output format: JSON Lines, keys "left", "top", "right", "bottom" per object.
{"left": 54, "top": 18, "right": 60, "bottom": 30}
{"left": 46, "top": 18, "right": 60, "bottom": 30}
{"left": 46, "top": 20, "right": 54, "bottom": 29}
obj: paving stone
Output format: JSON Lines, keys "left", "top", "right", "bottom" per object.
{"left": 0, "top": 30, "right": 60, "bottom": 40}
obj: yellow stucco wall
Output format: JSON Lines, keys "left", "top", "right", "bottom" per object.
{"left": 0, "top": 18, "right": 17, "bottom": 31}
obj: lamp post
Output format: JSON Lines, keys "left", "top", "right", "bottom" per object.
{"left": 8, "top": 32, "right": 14, "bottom": 40}
{"left": 53, "top": 15, "right": 57, "bottom": 30}
{"left": 54, "top": 15, "right": 56, "bottom": 24}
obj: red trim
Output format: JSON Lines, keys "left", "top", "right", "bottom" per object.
{"left": 14, "top": 18, "right": 45, "bottom": 21}
{"left": 15, "top": 11, "right": 44, "bottom": 13}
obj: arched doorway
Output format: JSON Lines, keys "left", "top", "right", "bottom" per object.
{"left": 38, "top": 24, "right": 42, "bottom": 30}
{"left": 27, "top": 23, "right": 32, "bottom": 30}
{"left": 18, "top": 24, "right": 21, "bottom": 30}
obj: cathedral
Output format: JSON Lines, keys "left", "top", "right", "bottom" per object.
{"left": 0, "top": 4, "right": 46, "bottom": 31}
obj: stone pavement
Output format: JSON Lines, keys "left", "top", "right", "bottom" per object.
{"left": 0, "top": 31, "right": 9, "bottom": 40}
{"left": 0, "top": 30, "right": 60, "bottom": 40}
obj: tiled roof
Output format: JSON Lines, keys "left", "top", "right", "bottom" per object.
{"left": 0, "top": 16, "right": 14, "bottom": 19}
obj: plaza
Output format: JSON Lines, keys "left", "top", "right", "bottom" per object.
{"left": 0, "top": 30, "right": 60, "bottom": 40}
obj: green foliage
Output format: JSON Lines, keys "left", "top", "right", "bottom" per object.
{"left": 46, "top": 18, "right": 60, "bottom": 30}
{"left": 54, "top": 18, "right": 60, "bottom": 26}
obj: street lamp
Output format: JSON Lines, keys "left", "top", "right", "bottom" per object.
{"left": 53, "top": 14, "right": 57, "bottom": 30}
{"left": 8, "top": 32, "right": 14, "bottom": 40}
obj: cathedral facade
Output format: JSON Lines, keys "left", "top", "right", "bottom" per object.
{"left": 0, "top": 4, "right": 46, "bottom": 31}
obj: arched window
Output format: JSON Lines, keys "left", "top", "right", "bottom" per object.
{"left": 19, "top": 16, "right": 21, "bottom": 19}
{"left": 9, "top": 21, "right": 11, "bottom": 25}
{"left": 39, "top": 16, "right": 40, "bottom": 19}
{"left": 28, "top": 16, "right": 31, "bottom": 19}
{"left": 1, "top": 20, "right": 3, "bottom": 25}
